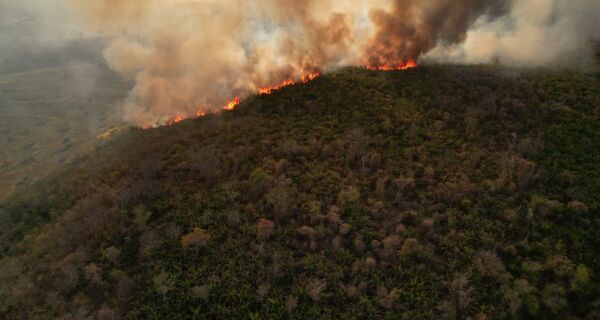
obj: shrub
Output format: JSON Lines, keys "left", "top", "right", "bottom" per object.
{"left": 401, "top": 238, "right": 421, "bottom": 255}
{"left": 226, "top": 210, "right": 241, "bottom": 227}
{"left": 153, "top": 271, "right": 175, "bottom": 299}
{"left": 256, "top": 219, "right": 275, "bottom": 240}
{"left": 530, "top": 194, "right": 563, "bottom": 217}
{"left": 190, "top": 285, "right": 211, "bottom": 300}
{"left": 447, "top": 273, "right": 473, "bottom": 319}
{"left": 542, "top": 283, "right": 567, "bottom": 313}
{"left": 338, "top": 186, "right": 360, "bottom": 207}
{"left": 97, "top": 305, "right": 116, "bottom": 320}
{"left": 567, "top": 200, "right": 588, "bottom": 213}
{"left": 376, "top": 286, "right": 399, "bottom": 309}
{"left": 353, "top": 234, "right": 366, "bottom": 253}
{"left": 285, "top": 295, "right": 299, "bottom": 312}
{"left": 306, "top": 279, "right": 327, "bottom": 302}
{"left": 115, "top": 272, "right": 135, "bottom": 301}
{"left": 544, "top": 255, "right": 575, "bottom": 278}
{"left": 504, "top": 279, "right": 539, "bottom": 316}
{"left": 473, "top": 250, "right": 506, "bottom": 277}
{"left": 181, "top": 228, "right": 211, "bottom": 250}
{"left": 570, "top": 265, "right": 590, "bottom": 290}
{"left": 298, "top": 226, "right": 317, "bottom": 240}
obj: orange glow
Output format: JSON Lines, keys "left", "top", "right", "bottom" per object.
{"left": 195, "top": 110, "right": 207, "bottom": 118}
{"left": 259, "top": 79, "right": 295, "bottom": 95}
{"left": 367, "top": 59, "right": 417, "bottom": 71}
{"left": 259, "top": 71, "right": 321, "bottom": 95}
{"left": 165, "top": 114, "right": 184, "bottom": 126}
{"left": 223, "top": 96, "right": 240, "bottom": 111}
{"left": 142, "top": 71, "right": 323, "bottom": 128}
{"left": 301, "top": 71, "right": 320, "bottom": 83}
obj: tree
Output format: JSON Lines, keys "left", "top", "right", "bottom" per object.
{"left": 181, "top": 228, "right": 210, "bottom": 250}
{"left": 256, "top": 219, "right": 275, "bottom": 240}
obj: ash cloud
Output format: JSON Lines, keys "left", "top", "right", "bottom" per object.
{"left": 363, "top": 0, "right": 511, "bottom": 66}
{"left": 426, "top": 0, "right": 600, "bottom": 67}
{"left": 53, "top": 0, "right": 600, "bottom": 125}
{"left": 66, "top": 0, "right": 364, "bottom": 125}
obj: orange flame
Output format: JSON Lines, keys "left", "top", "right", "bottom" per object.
{"left": 259, "top": 79, "right": 295, "bottom": 95}
{"left": 223, "top": 96, "right": 240, "bottom": 111}
{"left": 142, "top": 70, "right": 324, "bottom": 128}
{"left": 195, "top": 110, "right": 207, "bottom": 118}
{"left": 301, "top": 71, "right": 320, "bottom": 83}
{"left": 258, "top": 71, "right": 321, "bottom": 95}
{"left": 367, "top": 59, "right": 417, "bottom": 71}
{"left": 164, "top": 114, "right": 185, "bottom": 126}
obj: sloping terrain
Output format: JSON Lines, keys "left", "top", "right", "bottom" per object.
{"left": 0, "top": 65, "right": 598, "bottom": 319}
{"left": 0, "top": 63, "right": 129, "bottom": 200}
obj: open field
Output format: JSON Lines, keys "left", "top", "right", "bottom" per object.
{"left": 0, "top": 62, "right": 130, "bottom": 200}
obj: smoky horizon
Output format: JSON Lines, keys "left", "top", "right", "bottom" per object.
{"left": 1, "top": 0, "right": 599, "bottom": 126}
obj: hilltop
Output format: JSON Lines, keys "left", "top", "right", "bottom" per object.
{"left": 0, "top": 65, "right": 599, "bottom": 319}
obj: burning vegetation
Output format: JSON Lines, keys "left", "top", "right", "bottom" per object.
{"left": 222, "top": 96, "right": 240, "bottom": 111}
{"left": 2, "top": 65, "right": 598, "bottom": 319}
{"left": 259, "top": 80, "right": 297, "bottom": 96}
{"left": 144, "top": 64, "right": 415, "bottom": 129}
{"left": 147, "top": 71, "right": 326, "bottom": 128}
{"left": 54, "top": 0, "right": 598, "bottom": 127}
{"left": 63, "top": 0, "right": 520, "bottom": 127}
{"left": 366, "top": 59, "right": 418, "bottom": 71}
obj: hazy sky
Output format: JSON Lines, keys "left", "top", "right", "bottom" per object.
{"left": 0, "top": 0, "right": 102, "bottom": 72}
{"left": 0, "top": 0, "right": 77, "bottom": 49}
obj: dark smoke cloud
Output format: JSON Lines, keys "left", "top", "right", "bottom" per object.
{"left": 364, "top": 0, "right": 511, "bottom": 66}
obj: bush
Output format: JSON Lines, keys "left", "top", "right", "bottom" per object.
{"left": 181, "top": 228, "right": 210, "bottom": 250}
{"left": 256, "top": 219, "right": 275, "bottom": 240}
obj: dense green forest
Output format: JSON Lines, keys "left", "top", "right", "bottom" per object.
{"left": 0, "top": 64, "right": 599, "bottom": 319}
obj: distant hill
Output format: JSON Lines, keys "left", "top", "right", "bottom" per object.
{"left": 0, "top": 38, "right": 106, "bottom": 75}
{"left": 0, "top": 62, "right": 129, "bottom": 200}
{"left": 0, "top": 65, "right": 598, "bottom": 319}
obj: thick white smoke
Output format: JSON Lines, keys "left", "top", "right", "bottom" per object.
{"left": 6, "top": 0, "right": 596, "bottom": 126}
{"left": 426, "top": 0, "right": 600, "bottom": 67}
{"left": 67, "top": 0, "right": 381, "bottom": 125}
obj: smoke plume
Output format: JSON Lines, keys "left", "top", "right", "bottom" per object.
{"left": 364, "top": 0, "right": 510, "bottom": 66}
{"left": 58, "top": 0, "right": 598, "bottom": 126}
{"left": 426, "top": 0, "right": 600, "bottom": 67}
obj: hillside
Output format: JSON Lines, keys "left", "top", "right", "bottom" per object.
{"left": 0, "top": 65, "right": 599, "bottom": 319}
{"left": 0, "top": 62, "right": 129, "bottom": 200}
